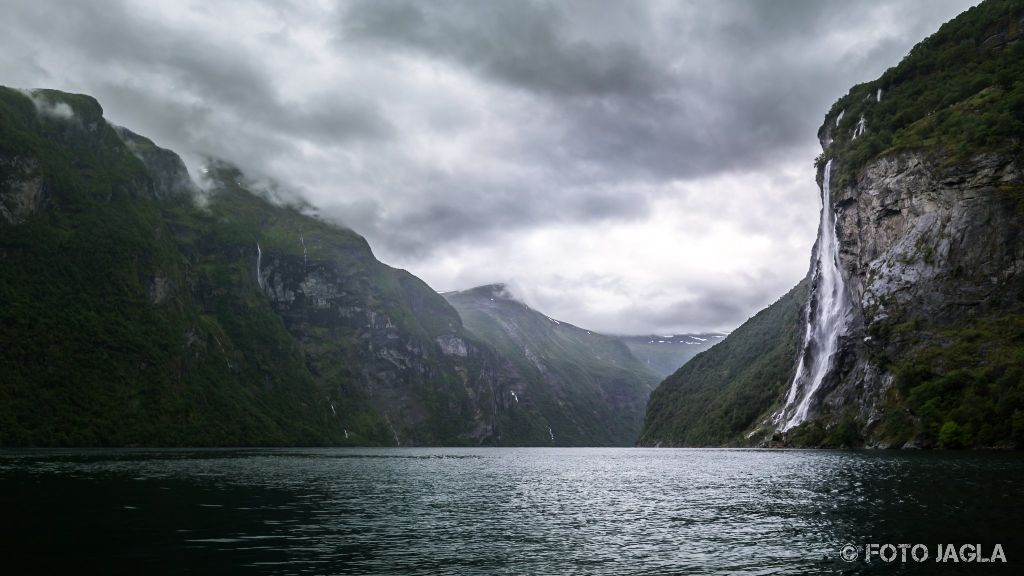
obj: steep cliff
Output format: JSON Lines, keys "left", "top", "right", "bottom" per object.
{"left": 641, "top": 0, "right": 1024, "bottom": 448}
{"left": 774, "top": 0, "right": 1024, "bottom": 448}
{"left": 444, "top": 284, "right": 661, "bottom": 446}
{"left": 0, "top": 86, "right": 640, "bottom": 447}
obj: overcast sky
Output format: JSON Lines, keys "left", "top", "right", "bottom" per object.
{"left": 2, "top": 0, "right": 979, "bottom": 334}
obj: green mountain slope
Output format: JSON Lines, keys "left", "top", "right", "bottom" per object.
{"left": 0, "top": 86, "right": 637, "bottom": 447}
{"left": 820, "top": 0, "right": 1024, "bottom": 188}
{"left": 0, "top": 87, "right": 341, "bottom": 445}
{"left": 444, "top": 284, "right": 662, "bottom": 446}
{"left": 638, "top": 280, "right": 808, "bottom": 447}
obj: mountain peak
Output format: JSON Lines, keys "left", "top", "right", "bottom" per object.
{"left": 450, "top": 283, "right": 517, "bottom": 301}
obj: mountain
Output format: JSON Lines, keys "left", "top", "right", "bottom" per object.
{"left": 0, "top": 86, "right": 641, "bottom": 447}
{"left": 640, "top": 0, "right": 1024, "bottom": 449}
{"left": 443, "top": 284, "right": 662, "bottom": 446}
{"left": 639, "top": 280, "right": 808, "bottom": 446}
{"left": 616, "top": 333, "right": 726, "bottom": 377}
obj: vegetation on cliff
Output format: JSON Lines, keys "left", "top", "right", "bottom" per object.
{"left": 821, "top": 0, "right": 1024, "bottom": 188}
{"left": 0, "top": 87, "right": 345, "bottom": 445}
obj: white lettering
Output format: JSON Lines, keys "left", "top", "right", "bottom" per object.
{"left": 880, "top": 544, "right": 897, "bottom": 563}
{"left": 911, "top": 544, "right": 928, "bottom": 562}
{"left": 866, "top": 543, "right": 880, "bottom": 562}
{"left": 942, "top": 545, "right": 959, "bottom": 563}
{"left": 961, "top": 544, "right": 976, "bottom": 562}
{"left": 992, "top": 544, "right": 1007, "bottom": 563}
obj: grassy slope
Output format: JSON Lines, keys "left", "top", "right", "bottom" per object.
{"left": 820, "top": 0, "right": 1024, "bottom": 188}
{"left": 638, "top": 280, "right": 808, "bottom": 446}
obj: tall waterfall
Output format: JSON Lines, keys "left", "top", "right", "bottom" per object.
{"left": 775, "top": 160, "right": 851, "bottom": 431}
{"left": 256, "top": 242, "right": 264, "bottom": 289}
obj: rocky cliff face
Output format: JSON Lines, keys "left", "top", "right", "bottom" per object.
{"left": 643, "top": 0, "right": 1024, "bottom": 449}
{"left": 788, "top": 147, "right": 1024, "bottom": 446}
{"left": 772, "top": 0, "right": 1024, "bottom": 447}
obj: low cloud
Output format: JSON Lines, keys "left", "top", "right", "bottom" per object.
{"left": 18, "top": 88, "right": 75, "bottom": 120}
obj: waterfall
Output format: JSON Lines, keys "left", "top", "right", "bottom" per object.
{"left": 853, "top": 115, "right": 866, "bottom": 139}
{"left": 775, "top": 160, "right": 851, "bottom": 431}
{"left": 256, "top": 242, "right": 264, "bottom": 289}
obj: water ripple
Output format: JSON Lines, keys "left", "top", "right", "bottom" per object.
{"left": 1, "top": 448, "right": 1022, "bottom": 574}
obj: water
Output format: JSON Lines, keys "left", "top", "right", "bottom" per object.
{"left": 778, "top": 160, "right": 852, "bottom": 431}
{"left": 853, "top": 116, "right": 867, "bottom": 139}
{"left": 256, "top": 241, "right": 264, "bottom": 289}
{"left": 1, "top": 448, "right": 1021, "bottom": 575}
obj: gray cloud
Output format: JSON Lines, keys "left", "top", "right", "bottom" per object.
{"left": 0, "top": 0, "right": 980, "bottom": 333}
{"left": 340, "top": 0, "right": 666, "bottom": 99}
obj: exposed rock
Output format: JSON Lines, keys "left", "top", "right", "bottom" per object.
{"left": 112, "top": 125, "right": 195, "bottom": 200}
{"left": 815, "top": 150, "right": 1024, "bottom": 430}
{"left": 147, "top": 275, "right": 174, "bottom": 304}
{"left": 0, "top": 156, "right": 44, "bottom": 225}
{"left": 436, "top": 334, "right": 468, "bottom": 357}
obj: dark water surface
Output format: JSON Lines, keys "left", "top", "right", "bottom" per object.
{"left": 1, "top": 448, "right": 1021, "bottom": 574}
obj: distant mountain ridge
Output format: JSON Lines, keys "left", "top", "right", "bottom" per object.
{"left": 443, "top": 284, "right": 662, "bottom": 446}
{"left": 616, "top": 333, "right": 726, "bottom": 377}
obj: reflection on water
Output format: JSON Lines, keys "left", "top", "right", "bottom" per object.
{"left": 1, "top": 448, "right": 1021, "bottom": 574}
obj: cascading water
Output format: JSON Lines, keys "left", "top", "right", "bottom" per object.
{"left": 256, "top": 242, "right": 264, "bottom": 289}
{"left": 775, "top": 160, "right": 852, "bottom": 431}
{"left": 852, "top": 115, "right": 866, "bottom": 139}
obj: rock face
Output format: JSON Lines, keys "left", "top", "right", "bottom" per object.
{"left": 817, "top": 149, "right": 1022, "bottom": 423}
{"left": 836, "top": 152, "right": 1022, "bottom": 324}
{"left": 0, "top": 86, "right": 644, "bottom": 447}
{"left": 0, "top": 156, "right": 44, "bottom": 224}
{"left": 778, "top": 142, "right": 1024, "bottom": 447}
{"left": 778, "top": 0, "right": 1024, "bottom": 447}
